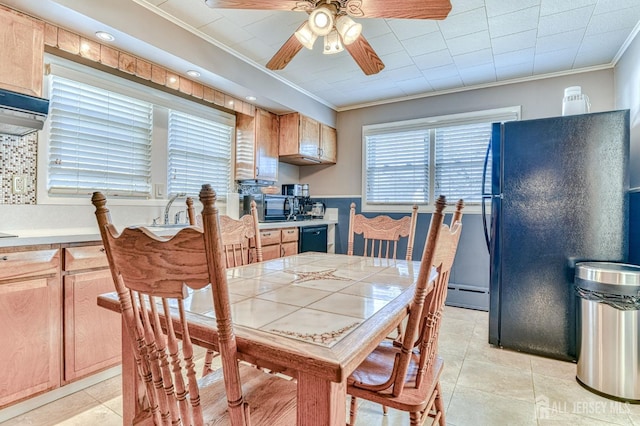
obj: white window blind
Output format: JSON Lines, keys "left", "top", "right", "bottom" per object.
{"left": 435, "top": 122, "right": 492, "bottom": 204}
{"left": 168, "top": 110, "right": 233, "bottom": 198}
{"left": 365, "top": 129, "right": 430, "bottom": 204}
{"left": 363, "top": 107, "right": 519, "bottom": 210}
{"left": 48, "top": 75, "right": 153, "bottom": 196}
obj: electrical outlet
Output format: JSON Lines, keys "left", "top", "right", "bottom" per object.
{"left": 12, "top": 174, "right": 28, "bottom": 195}
{"left": 154, "top": 183, "right": 165, "bottom": 198}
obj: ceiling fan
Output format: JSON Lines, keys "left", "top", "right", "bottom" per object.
{"left": 204, "top": 0, "right": 452, "bottom": 75}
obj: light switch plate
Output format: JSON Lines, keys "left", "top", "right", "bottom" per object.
{"left": 154, "top": 183, "right": 165, "bottom": 198}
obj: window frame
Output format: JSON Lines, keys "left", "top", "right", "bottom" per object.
{"left": 361, "top": 106, "right": 521, "bottom": 213}
{"left": 37, "top": 54, "right": 236, "bottom": 206}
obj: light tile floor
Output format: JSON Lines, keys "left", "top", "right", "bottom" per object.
{"left": 2, "top": 306, "right": 639, "bottom": 425}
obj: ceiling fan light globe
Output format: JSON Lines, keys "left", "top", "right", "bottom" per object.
{"left": 335, "top": 15, "right": 362, "bottom": 45}
{"left": 294, "top": 22, "right": 318, "bottom": 50}
{"left": 309, "top": 5, "right": 335, "bottom": 36}
{"left": 323, "top": 30, "right": 344, "bottom": 55}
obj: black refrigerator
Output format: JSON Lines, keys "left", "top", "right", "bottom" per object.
{"left": 482, "top": 110, "right": 630, "bottom": 361}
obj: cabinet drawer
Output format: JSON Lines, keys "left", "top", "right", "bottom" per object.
{"left": 281, "top": 241, "right": 298, "bottom": 257}
{"left": 259, "top": 229, "right": 281, "bottom": 246}
{"left": 0, "top": 249, "right": 59, "bottom": 281}
{"left": 281, "top": 228, "right": 299, "bottom": 243}
{"left": 64, "top": 246, "right": 108, "bottom": 272}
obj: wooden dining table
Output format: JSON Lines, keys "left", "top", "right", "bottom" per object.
{"left": 98, "top": 252, "right": 436, "bottom": 426}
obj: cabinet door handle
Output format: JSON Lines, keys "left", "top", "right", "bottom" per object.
{"left": 281, "top": 247, "right": 285, "bottom": 257}
{"left": 99, "top": 248, "right": 105, "bottom": 252}
{"left": 263, "top": 232, "right": 271, "bottom": 237}
{"left": 255, "top": 167, "right": 259, "bottom": 176}
{"left": 1, "top": 256, "right": 7, "bottom": 261}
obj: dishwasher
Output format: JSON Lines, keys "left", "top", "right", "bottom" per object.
{"left": 298, "top": 225, "right": 328, "bottom": 253}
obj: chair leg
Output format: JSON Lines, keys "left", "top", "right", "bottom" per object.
{"left": 409, "top": 411, "right": 421, "bottom": 426}
{"left": 383, "top": 405, "right": 388, "bottom": 415}
{"left": 349, "top": 396, "right": 358, "bottom": 426}
{"left": 202, "top": 349, "right": 218, "bottom": 376}
{"left": 434, "top": 381, "right": 446, "bottom": 426}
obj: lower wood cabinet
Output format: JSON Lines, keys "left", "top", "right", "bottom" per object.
{"left": 260, "top": 227, "right": 299, "bottom": 260}
{"left": 62, "top": 245, "right": 121, "bottom": 383}
{"left": 0, "top": 248, "right": 61, "bottom": 407}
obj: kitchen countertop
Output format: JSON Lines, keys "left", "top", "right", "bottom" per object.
{"left": 0, "top": 219, "right": 338, "bottom": 248}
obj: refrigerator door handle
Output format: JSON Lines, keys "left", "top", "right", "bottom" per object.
{"left": 481, "top": 139, "right": 492, "bottom": 253}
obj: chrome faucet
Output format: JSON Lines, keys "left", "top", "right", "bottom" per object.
{"left": 164, "top": 192, "right": 186, "bottom": 224}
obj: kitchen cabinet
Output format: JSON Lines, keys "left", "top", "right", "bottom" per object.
{"left": 236, "top": 108, "right": 279, "bottom": 181}
{"left": 259, "top": 227, "right": 299, "bottom": 260}
{"left": 0, "top": 7, "right": 44, "bottom": 97}
{"left": 279, "top": 112, "right": 337, "bottom": 165}
{"left": 0, "top": 247, "right": 61, "bottom": 407}
{"left": 62, "top": 244, "right": 121, "bottom": 382}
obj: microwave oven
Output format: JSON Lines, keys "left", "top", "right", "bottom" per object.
{"left": 240, "top": 194, "right": 294, "bottom": 222}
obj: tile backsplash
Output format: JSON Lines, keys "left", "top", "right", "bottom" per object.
{"left": 0, "top": 132, "right": 37, "bottom": 204}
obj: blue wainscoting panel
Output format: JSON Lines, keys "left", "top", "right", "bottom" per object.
{"left": 629, "top": 191, "right": 640, "bottom": 264}
{"left": 318, "top": 197, "right": 490, "bottom": 310}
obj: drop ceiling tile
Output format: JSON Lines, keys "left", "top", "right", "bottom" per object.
{"left": 199, "top": 17, "right": 255, "bottom": 46}
{"left": 491, "top": 29, "right": 538, "bottom": 54}
{"left": 382, "top": 51, "right": 418, "bottom": 70}
{"left": 383, "top": 64, "right": 425, "bottom": 81}
{"left": 493, "top": 48, "right": 535, "bottom": 68}
{"left": 437, "top": 8, "right": 489, "bottom": 39}
{"left": 413, "top": 49, "right": 455, "bottom": 70}
{"left": 396, "top": 77, "right": 434, "bottom": 95}
{"left": 537, "top": 6, "right": 593, "bottom": 37}
{"left": 488, "top": 7, "right": 540, "bottom": 38}
{"left": 584, "top": 6, "right": 640, "bottom": 36}
{"left": 386, "top": 18, "right": 439, "bottom": 40}
{"left": 446, "top": 30, "right": 491, "bottom": 56}
{"left": 495, "top": 62, "right": 534, "bottom": 80}
{"left": 535, "top": 29, "right": 586, "bottom": 54}
{"left": 485, "top": 0, "right": 540, "bottom": 18}
{"left": 359, "top": 18, "right": 393, "bottom": 39}
{"left": 367, "top": 33, "right": 405, "bottom": 56}
{"left": 159, "top": 0, "right": 221, "bottom": 28}
{"left": 539, "top": 0, "right": 597, "bottom": 16}
{"left": 216, "top": 9, "right": 280, "bottom": 27}
{"left": 452, "top": 48, "right": 493, "bottom": 68}
{"left": 428, "top": 75, "right": 465, "bottom": 91}
{"left": 533, "top": 47, "right": 579, "bottom": 73}
{"left": 457, "top": 63, "right": 496, "bottom": 85}
{"left": 449, "top": 0, "right": 486, "bottom": 16}
{"left": 577, "top": 29, "right": 631, "bottom": 63}
{"left": 230, "top": 37, "right": 275, "bottom": 63}
{"left": 401, "top": 31, "right": 447, "bottom": 56}
{"left": 593, "top": 0, "right": 640, "bottom": 15}
{"left": 422, "top": 63, "right": 460, "bottom": 80}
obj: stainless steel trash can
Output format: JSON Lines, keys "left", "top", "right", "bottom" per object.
{"left": 575, "top": 262, "right": 640, "bottom": 402}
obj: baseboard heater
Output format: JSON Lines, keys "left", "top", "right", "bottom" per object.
{"left": 445, "top": 282, "right": 489, "bottom": 311}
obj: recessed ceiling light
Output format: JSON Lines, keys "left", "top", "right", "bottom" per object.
{"left": 186, "top": 70, "right": 201, "bottom": 78}
{"left": 245, "top": 96, "right": 257, "bottom": 102}
{"left": 95, "top": 31, "right": 115, "bottom": 42}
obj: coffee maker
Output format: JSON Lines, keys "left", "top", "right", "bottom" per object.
{"left": 282, "top": 184, "right": 314, "bottom": 220}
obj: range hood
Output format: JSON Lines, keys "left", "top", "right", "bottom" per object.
{"left": 0, "top": 88, "right": 49, "bottom": 136}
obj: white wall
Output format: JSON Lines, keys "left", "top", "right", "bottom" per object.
{"left": 301, "top": 69, "right": 616, "bottom": 196}
{"left": 614, "top": 31, "right": 640, "bottom": 188}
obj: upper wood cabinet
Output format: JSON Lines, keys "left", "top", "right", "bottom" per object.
{"left": 236, "top": 108, "right": 279, "bottom": 181}
{"left": 279, "top": 112, "right": 337, "bottom": 165}
{"left": 0, "top": 7, "right": 44, "bottom": 97}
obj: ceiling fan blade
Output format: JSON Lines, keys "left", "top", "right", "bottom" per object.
{"left": 204, "top": 0, "right": 299, "bottom": 11}
{"left": 266, "top": 33, "right": 304, "bottom": 70}
{"left": 354, "top": 0, "right": 452, "bottom": 19}
{"left": 345, "top": 35, "right": 385, "bottom": 75}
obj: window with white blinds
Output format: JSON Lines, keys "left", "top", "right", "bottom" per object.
{"left": 168, "top": 110, "right": 233, "bottom": 198}
{"left": 365, "top": 128, "right": 430, "bottom": 204}
{"left": 434, "top": 122, "right": 492, "bottom": 204}
{"left": 363, "top": 107, "right": 519, "bottom": 210}
{"left": 48, "top": 75, "right": 153, "bottom": 196}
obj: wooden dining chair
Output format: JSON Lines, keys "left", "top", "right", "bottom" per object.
{"left": 92, "top": 184, "right": 296, "bottom": 425}
{"left": 347, "top": 196, "right": 464, "bottom": 426}
{"left": 348, "top": 202, "right": 419, "bottom": 261}
{"left": 187, "top": 196, "right": 264, "bottom": 375}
